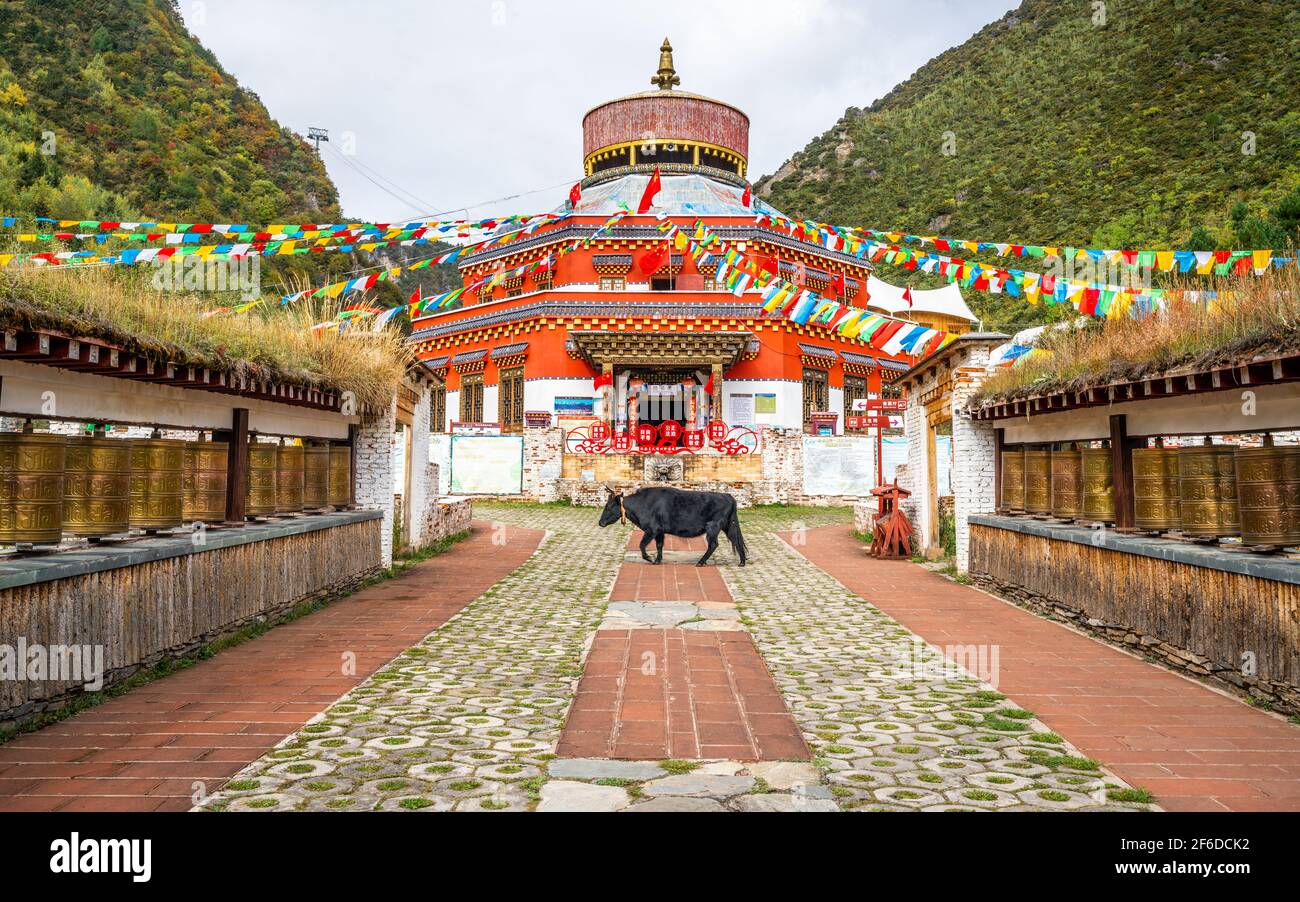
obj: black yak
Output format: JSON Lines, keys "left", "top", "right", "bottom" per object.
{"left": 598, "top": 484, "right": 747, "bottom": 567}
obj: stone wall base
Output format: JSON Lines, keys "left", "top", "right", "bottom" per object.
{"left": 420, "top": 497, "right": 473, "bottom": 546}
{"left": 970, "top": 572, "right": 1300, "bottom": 719}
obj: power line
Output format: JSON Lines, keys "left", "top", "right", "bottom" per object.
{"left": 322, "top": 142, "right": 434, "bottom": 217}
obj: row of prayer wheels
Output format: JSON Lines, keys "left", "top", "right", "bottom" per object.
{"left": 0, "top": 430, "right": 353, "bottom": 546}
{"left": 245, "top": 440, "right": 351, "bottom": 517}
{"left": 1000, "top": 436, "right": 1300, "bottom": 547}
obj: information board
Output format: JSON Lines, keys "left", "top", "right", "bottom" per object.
{"left": 450, "top": 435, "right": 524, "bottom": 495}
{"left": 802, "top": 435, "right": 875, "bottom": 497}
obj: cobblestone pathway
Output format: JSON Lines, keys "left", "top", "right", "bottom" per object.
{"left": 202, "top": 503, "right": 1153, "bottom": 812}
{"left": 727, "top": 510, "right": 1154, "bottom": 811}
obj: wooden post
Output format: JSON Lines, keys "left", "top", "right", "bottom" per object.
{"left": 993, "top": 426, "right": 1004, "bottom": 514}
{"left": 602, "top": 362, "right": 614, "bottom": 429}
{"left": 710, "top": 361, "right": 723, "bottom": 425}
{"left": 1109, "top": 413, "right": 1139, "bottom": 530}
{"left": 216, "top": 407, "right": 248, "bottom": 524}
{"left": 347, "top": 422, "right": 358, "bottom": 508}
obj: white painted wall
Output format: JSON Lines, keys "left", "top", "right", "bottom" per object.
{"left": 524, "top": 378, "right": 598, "bottom": 417}
{"left": 723, "top": 378, "right": 802, "bottom": 431}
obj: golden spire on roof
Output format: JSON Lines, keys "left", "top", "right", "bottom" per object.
{"left": 651, "top": 38, "right": 680, "bottom": 91}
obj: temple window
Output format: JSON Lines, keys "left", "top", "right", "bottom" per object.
{"left": 507, "top": 288, "right": 522, "bottom": 298}
{"left": 703, "top": 278, "right": 718, "bottom": 291}
{"left": 650, "top": 276, "right": 674, "bottom": 291}
{"left": 802, "top": 367, "right": 829, "bottom": 429}
{"left": 429, "top": 384, "right": 447, "bottom": 433}
{"left": 599, "top": 277, "right": 626, "bottom": 291}
{"left": 843, "top": 375, "right": 868, "bottom": 432}
{"left": 460, "top": 372, "right": 484, "bottom": 422}
{"left": 498, "top": 367, "right": 525, "bottom": 433}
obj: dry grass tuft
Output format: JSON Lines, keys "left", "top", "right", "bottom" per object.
{"left": 975, "top": 266, "right": 1300, "bottom": 404}
{"left": 0, "top": 269, "right": 411, "bottom": 409}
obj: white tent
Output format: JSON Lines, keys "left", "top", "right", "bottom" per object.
{"left": 865, "top": 275, "right": 978, "bottom": 324}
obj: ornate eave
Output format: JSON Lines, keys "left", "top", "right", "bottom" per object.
{"left": 566, "top": 329, "right": 753, "bottom": 369}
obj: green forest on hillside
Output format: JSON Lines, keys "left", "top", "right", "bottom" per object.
{"left": 0, "top": 0, "right": 458, "bottom": 309}
{"left": 758, "top": 0, "right": 1300, "bottom": 331}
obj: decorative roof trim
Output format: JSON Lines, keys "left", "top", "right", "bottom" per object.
{"left": 798, "top": 343, "right": 839, "bottom": 361}
{"left": 490, "top": 342, "right": 529, "bottom": 360}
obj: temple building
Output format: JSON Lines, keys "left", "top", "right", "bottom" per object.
{"left": 410, "top": 41, "right": 976, "bottom": 457}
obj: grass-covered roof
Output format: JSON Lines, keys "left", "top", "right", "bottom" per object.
{"left": 0, "top": 270, "right": 410, "bottom": 411}
{"left": 973, "top": 269, "right": 1300, "bottom": 406}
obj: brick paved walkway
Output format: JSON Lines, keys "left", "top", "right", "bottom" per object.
{"left": 790, "top": 524, "right": 1300, "bottom": 812}
{"left": 556, "top": 626, "right": 807, "bottom": 761}
{"left": 0, "top": 522, "right": 541, "bottom": 812}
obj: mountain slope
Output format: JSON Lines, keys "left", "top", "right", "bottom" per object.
{"left": 759, "top": 0, "right": 1300, "bottom": 255}
{"left": 0, "top": 0, "right": 337, "bottom": 223}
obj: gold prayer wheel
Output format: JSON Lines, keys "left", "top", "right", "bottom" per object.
{"left": 245, "top": 441, "right": 279, "bottom": 517}
{"left": 2, "top": 432, "right": 67, "bottom": 544}
{"left": 303, "top": 441, "right": 330, "bottom": 510}
{"left": 63, "top": 436, "right": 131, "bottom": 537}
{"left": 1024, "top": 449, "right": 1052, "bottom": 514}
{"left": 183, "top": 439, "right": 229, "bottom": 524}
{"left": 328, "top": 442, "right": 351, "bottom": 508}
{"left": 1132, "top": 447, "right": 1182, "bottom": 531}
{"left": 129, "top": 438, "right": 185, "bottom": 530}
{"left": 1050, "top": 446, "right": 1083, "bottom": 519}
{"left": 1235, "top": 439, "right": 1300, "bottom": 547}
{"left": 0, "top": 434, "right": 18, "bottom": 544}
{"left": 1177, "top": 442, "right": 1240, "bottom": 537}
{"left": 1081, "top": 447, "right": 1116, "bottom": 524}
{"left": 1000, "top": 449, "right": 1025, "bottom": 513}
{"left": 275, "top": 443, "right": 305, "bottom": 514}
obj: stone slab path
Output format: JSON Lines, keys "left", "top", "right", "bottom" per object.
{"left": 0, "top": 521, "right": 541, "bottom": 812}
{"left": 790, "top": 524, "right": 1300, "bottom": 812}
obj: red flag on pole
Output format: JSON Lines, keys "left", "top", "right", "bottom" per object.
{"left": 742, "top": 184, "right": 752, "bottom": 208}
{"left": 704, "top": 373, "right": 715, "bottom": 394}
{"left": 593, "top": 372, "right": 613, "bottom": 390}
{"left": 637, "top": 166, "right": 662, "bottom": 214}
{"left": 831, "top": 272, "right": 847, "bottom": 297}
{"left": 903, "top": 286, "right": 914, "bottom": 308}
{"left": 638, "top": 244, "right": 670, "bottom": 276}
{"left": 569, "top": 183, "right": 582, "bottom": 206}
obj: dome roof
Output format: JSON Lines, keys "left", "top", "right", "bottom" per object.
{"left": 565, "top": 172, "right": 784, "bottom": 218}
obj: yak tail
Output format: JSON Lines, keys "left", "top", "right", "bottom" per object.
{"left": 725, "top": 507, "right": 748, "bottom": 566}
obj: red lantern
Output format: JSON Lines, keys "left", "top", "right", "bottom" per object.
{"left": 612, "top": 431, "right": 632, "bottom": 451}
{"left": 683, "top": 430, "right": 706, "bottom": 450}
{"left": 590, "top": 422, "right": 611, "bottom": 442}
{"left": 635, "top": 423, "right": 657, "bottom": 446}
{"left": 707, "top": 420, "right": 728, "bottom": 442}
{"left": 659, "top": 421, "right": 683, "bottom": 442}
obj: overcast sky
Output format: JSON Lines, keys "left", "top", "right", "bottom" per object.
{"left": 179, "top": 0, "right": 1012, "bottom": 222}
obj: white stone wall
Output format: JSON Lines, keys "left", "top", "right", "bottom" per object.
{"left": 405, "top": 383, "right": 434, "bottom": 548}
{"left": 523, "top": 426, "right": 564, "bottom": 502}
{"left": 901, "top": 340, "right": 1001, "bottom": 574}
{"left": 901, "top": 397, "right": 927, "bottom": 546}
{"left": 951, "top": 355, "right": 997, "bottom": 574}
{"left": 355, "top": 398, "right": 397, "bottom": 568}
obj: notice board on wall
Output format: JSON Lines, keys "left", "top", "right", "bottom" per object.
{"left": 450, "top": 435, "right": 524, "bottom": 495}
{"left": 429, "top": 433, "right": 452, "bottom": 495}
{"left": 802, "top": 435, "right": 875, "bottom": 497}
